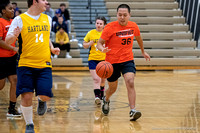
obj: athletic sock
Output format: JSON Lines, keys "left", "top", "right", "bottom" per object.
{"left": 100, "top": 86, "right": 105, "bottom": 91}
{"left": 94, "top": 89, "right": 101, "bottom": 98}
{"left": 20, "top": 105, "right": 33, "bottom": 125}
{"left": 100, "top": 86, "right": 105, "bottom": 99}
{"left": 131, "top": 108, "right": 136, "bottom": 112}
{"left": 9, "top": 101, "right": 16, "bottom": 109}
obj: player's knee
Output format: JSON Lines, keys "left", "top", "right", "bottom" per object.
{"left": 39, "top": 95, "right": 50, "bottom": 101}
{"left": 126, "top": 79, "right": 134, "bottom": 88}
{"left": 21, "top": 92, "right": 33, "bottom": 102}
{"left": 93, "top": 77, "right": 101, "bottom": 84}
{"left": 9, "top": 78, "right": 17, "bottom": 86}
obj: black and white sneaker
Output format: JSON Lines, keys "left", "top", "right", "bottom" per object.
{"left": 129, "top": 110, "right": 142, "bottom": 121}
{"left": 7, "top": 107, "right": 21, "bottom": 117}
{"left": 102, "top": 96, "right": 110, "bottom": 115}
{"left": 37, "top": 99, "right": 47, "bottom": 116}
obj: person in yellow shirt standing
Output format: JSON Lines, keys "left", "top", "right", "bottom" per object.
{"left": 5, "top": 0, "right": 60, "bottom": 132}
{"left": 83, "top": 16, "right": 107, "bottom": 106}
{"left": 54, "top": 26, "right": 71, "bottom": 58}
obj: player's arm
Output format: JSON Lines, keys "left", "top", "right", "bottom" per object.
{"left": 6, "top": 16, "right": 22, "bottom": 46}
{"left": 5, "top": 26, "right": 20, "bottom": 45}
{"left": 0, "top": 37, "right": 18, "bottom": 52}
{"left": 83, "top": 40, "right": 94, "bottom": 49}
{"left": 49, "top": 40, "right": 60, "bottom": 55}
{"left": 97, "top": 38, "right": 110, "bottom": 53}
{"left": 83, "top": 31, "right": 94, "bottom": 49}
{"left": 135, "top": 35, "right": 150, "bottom": 61}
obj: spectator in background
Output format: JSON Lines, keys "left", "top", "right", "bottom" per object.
{"left": 53, "top": 16, "right": 68, "bottom": 34}
{"left": 50, "top": 31, "right": 55, "bottom": 44}
{"left": 11, "top": 2, "right": 19, "bottom": 18}
{"left": 15, "top": 9, "right": 22, "bottom": 16}
{"left": 59, "top": 3, "right": 71, "bottom": 33}
{"left": 43, "top": 3, "right": 54, "bottom": 18}
{"left": 54, "top": 26, "right": 71, "bottom": 58}
{"left": 52, "top": 9, "right": 65, "bottom": 30}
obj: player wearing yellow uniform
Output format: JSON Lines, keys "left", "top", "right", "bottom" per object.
{"left": 6, "top": 0, "right": 60, "bottom": 132}
{"left": 18, "top": 13, "right": 52, "bottom": 68}
{"left": 85, "top": 29, "right": 106, "bottom": 61}
{"left": 83, "top": 16, "right": 107, "bottom": 106}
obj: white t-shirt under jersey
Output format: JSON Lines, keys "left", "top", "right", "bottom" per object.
{"left": 7, "top": 12, "right": 52, "bottom": 36}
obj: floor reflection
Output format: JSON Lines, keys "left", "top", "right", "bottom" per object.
{"left": 180, "top": 91, "right": 200, "bottom": 132}
{"left": 0, "top": 71, "right": 200, "bottom": 133}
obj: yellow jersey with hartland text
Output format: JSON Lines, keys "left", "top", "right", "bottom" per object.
{"left": 84, "top": 29, "right": 106, "bottom": 61}
{"left": 18, "top": 13, "right": 51, "bottom": 68}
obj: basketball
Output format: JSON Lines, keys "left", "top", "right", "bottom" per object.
{"left": 96, "top": 61, "right": 113, "bottom": 78}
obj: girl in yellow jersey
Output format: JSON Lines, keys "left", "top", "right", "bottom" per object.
{"left": 5, "top": 0, "right": 60, "bottom": 132}
{"left": 83, "top": 16, "right": 107, "bottom": 106}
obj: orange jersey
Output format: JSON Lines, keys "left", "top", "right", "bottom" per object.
{"left": 101, "top": 21, "right": 140, "bottom": 64}
{"left": 0, "top": 18, "right": 16, "bottom": 57}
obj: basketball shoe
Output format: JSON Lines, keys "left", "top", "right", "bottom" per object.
{"left": 25, "top": 124, "right": 35, "bottom": 133}
{"left": 7, "top": 107, "right": 21, "bottom": 117}
{"left": 102, "top": 96, "right": 110, "bottom": 115}
{"left": 95, "top": 97, "right": 101, "bottom": 106}
{"left": 129, "top": 110, "right": 142, "bottom": 121}
{"left": 37, "top": 99, "right": 47, "bottom": 115}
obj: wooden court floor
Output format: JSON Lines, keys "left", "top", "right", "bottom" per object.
{"left": 0, "top": 70, "right": 200, "bottom": 133}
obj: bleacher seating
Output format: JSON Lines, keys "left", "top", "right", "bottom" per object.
{"left": 13, "top": 0, "right": 200, "bottom": 70}
{"left": 13, "top": 0, "right": 82, "bottom": 67}
{"left": 104, "top": 0, "right": 200, "bottom": 68}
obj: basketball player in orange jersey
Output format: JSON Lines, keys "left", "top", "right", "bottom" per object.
{"left": 0, "top": 0, "right": 21, "bottom": 117}
{"left": 97, "top": 4, "right": 150, "bottom": 121}
{"left": 83, "top": 16, "right": 107, "bottom": 106}
{"left": 5, "top": 0, "right": 60, "bottom": 132}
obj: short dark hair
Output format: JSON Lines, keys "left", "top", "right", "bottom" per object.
{"left": 96, "top": 16, "right": 107, "bottom": 25}
{"left": 60, "top": 3, "right": 66, "bottom": 7}
{"left": 17, "top": 9, "right": 22, "bottom": 14}
{"left": 0, "top": 0, "right": 10, "bottom": 14}
{"left": 27, "top": 0, "right": 38, "bottom": 8}
{"left": 58, "top": 26, "right": 64, "bottom": 31}
{"left": 11, "top": 2, "right": 17, "bottom": 6}
{"left": 117, "top": 4, "right": 130, "bottom": 13}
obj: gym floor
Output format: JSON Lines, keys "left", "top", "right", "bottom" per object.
{"left": 0, "top": 70, "right": 200, "bottom": 133}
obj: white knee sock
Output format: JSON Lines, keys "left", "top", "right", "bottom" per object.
{"left": 20, "top": 105, "right": 33, "bottom": 125}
